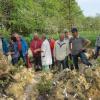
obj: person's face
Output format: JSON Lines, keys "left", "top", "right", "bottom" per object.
{"left": 13, "top": 33, "right": 20, "bottom": 40}
{"left": 41, "top": 34, "right": 46, "bottom": 40}
{"left": 34, "top": 35, "right": 38, "bottom": 40}
{"left": 72, "top": 32, "right": 78, "bottom": 37}
{"left": 60, "top": 34, "right": 64, "bottom": 41}
{"left": 11, "top": 36, "right": 17, "bottom": 42}
{"left": 65, "top": 32, "right": 70, "bottom": 37}
{"left": 42, "top": 35, "right": 45, "bottom": 40}
{"left": 13, "top": 33, "right": 18, "bottom": 37}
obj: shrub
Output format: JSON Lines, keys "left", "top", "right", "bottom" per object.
{"left": 37, "top": 75, "right": 52, "bottom": 95}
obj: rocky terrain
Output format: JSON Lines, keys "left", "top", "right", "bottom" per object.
{"left": 0, "top": 51, "right": 100, "bottom": 100}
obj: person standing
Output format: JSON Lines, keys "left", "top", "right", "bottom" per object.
{"left": 70, "top": 28, "right": 92, "bottom": 70}
{"left": 0, "top": 34, "right": 3, "bottom": 52}
{"left": 1, "top": 36, "right": 9, "bottom": 56}
{"left": 30, "top": 33, "right": 42, "bottom": 71}
{"left": 49, "top": 36, "right": 55, "bottom": 69}
{"left": 41, "top": 34, "right": 52, "bottom": 72}
{"left": 9, "top": 36, "right": 19, "bottom": 65}
{"left": 13, "top": 33, "right": 28, "bottom": 66}
{"left": 64, "top": 29, "right": 73, "bottom": 69}
{"left": 94, "top": 34, "right": 100, "bottom": 59}
{"left": 54, "top": 33, "right": 69, "bottom": 71}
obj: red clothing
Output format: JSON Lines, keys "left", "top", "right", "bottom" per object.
{"left": 26, "top": 54, "right": 32, "bottom": 68}
{"left": 17, "top": 40, "right": 22, "bottom": 51}
{"left": 49, "top": 39, "right": 55, "bottom": 56}
{"left": 16, "top": 37, "right": 22, "bottom": 51}
{"left": 30, "top": 38, "right": 42, "bottom": 56}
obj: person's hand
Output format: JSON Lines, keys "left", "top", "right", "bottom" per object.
{"left": 34, "top": 49, "right": 41, "bottom": 53}
{"left": 33, "top": 50, "right": 37, "bottom": 54}
{"left": 36, "top": 48, "right": 41, "bottom": 52}
{"left": 80, "top": 48, "right": 86, "bottom": 52}
{"left": 80, "top": 48, "right": 84, "bottom": 51}
{"left": 7, "top": 52, "right": 11, "bottom": 55}
{"left": 10, "top": 52, "right": 15, "bottom": 55}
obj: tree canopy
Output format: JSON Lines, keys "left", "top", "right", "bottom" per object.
{"left": 0, "top": 0, "right": 99, "bottom": 35}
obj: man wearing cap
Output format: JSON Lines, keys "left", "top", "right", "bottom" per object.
{"left": 70, "top": 28, "right": 92, "bottom": 70}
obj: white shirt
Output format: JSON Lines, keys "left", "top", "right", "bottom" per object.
{"left": 54, "top": 40, "right": 69, "bottom": 61}
{"left": 41, "top": 39, "right": 52, "bottom": 66}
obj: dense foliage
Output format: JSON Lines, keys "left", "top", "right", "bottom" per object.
{"left": 0, "top": 0, "right": 84, "bottom": 35}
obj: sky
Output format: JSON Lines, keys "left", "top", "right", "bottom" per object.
{"left": 76, "top": 0, "right": 100, "bottom": 17}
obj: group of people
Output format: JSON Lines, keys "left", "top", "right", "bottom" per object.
{"left": 0, "top": 28, "right": 100, "bottom": 72}
{"left": 29, "top": 28, "right": 93, "bottom": 71}
{"left": 0, "top": 33, "right": 29, "bottom": 66}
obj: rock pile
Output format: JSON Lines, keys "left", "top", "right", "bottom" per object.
{"left": 50, "top": 67, "right": 100, "bottom": 100}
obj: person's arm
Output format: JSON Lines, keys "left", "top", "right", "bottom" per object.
{"left": 84, "top": 39, "right": 91, "bottom": 48}
{"left": 95, "top": 36, "right": 100, "bottom": 46}
{"left": 95, "top": 37, "right": 98, "bottom": 46}
{"left": 66, "top": 40, "right": 69, "bottom": 54}
{"left": 30, "top": 41, "right": 35, "bottom": 55}
{"left": 53, "top": 42, "right": 57, "bottom": 62}
{"left": 34, "top": 40, "right": 42, "bottom": 53}
{"left": 69, "top": 39, "right": 72, "bottom": 51}
{"left": 24, "top": 39, "right": 28, "bottom": 52}
{"left": 41, "top": 42, "right": 46, "bottom": 57}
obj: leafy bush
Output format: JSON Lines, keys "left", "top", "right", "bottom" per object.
{"left": 0, "top": 29, "right": 10, "bottom": 39}
{"left": 37, "top": 75, "right": 52, "bottom": 95}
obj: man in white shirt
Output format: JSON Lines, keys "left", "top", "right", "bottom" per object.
{"left": 41, "top": 34, "right": 52, "bottom": 71}
{"left": 54, "top": 33, "right": 69, "bottom": 71}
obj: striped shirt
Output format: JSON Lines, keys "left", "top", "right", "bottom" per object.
{"left": 54, "top": 40, "right": 68, "bottom": 61}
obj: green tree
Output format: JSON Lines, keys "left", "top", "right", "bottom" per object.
{"left": 0, "top": 0, "right": 85, "bottom": 34}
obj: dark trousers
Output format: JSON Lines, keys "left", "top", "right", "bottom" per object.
{"left": 57, "top": 57, "right": 68, "bottom": 71}
{"left": 66, "top": 54, "right": 74, "bottom": 70}
{"left": 50, "top": 56, "right": 55, "bottom": 70}
{"left": 72, "top": 52, "right": 92, "bottom": 70}
{"left": 12, "top": 57, "right": 18, "bottom": 65}
{"left": 94, "top": 46, "right": 100, "bottom": 59}
{"left": 18, "top": 51, "right": 27, "bottom": 65}
{"left": 34, "top": 56, "right": 42, "bottom": 71}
